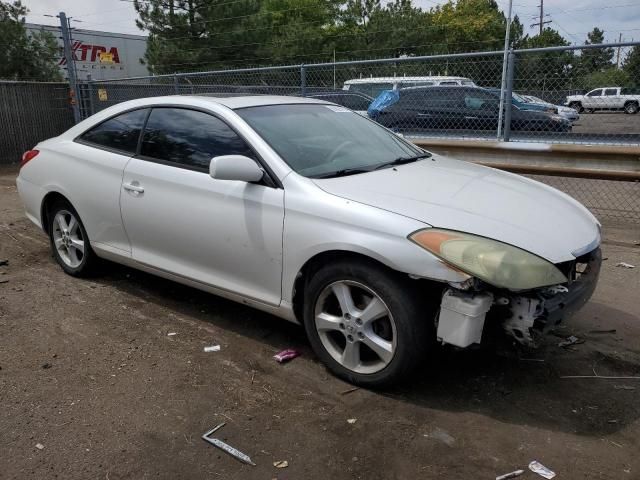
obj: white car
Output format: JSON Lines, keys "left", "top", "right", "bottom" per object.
{"left": 565, "top": 87, "right": 640, "bottom": 114}
{"left": 343, "top": 76, "right": 476, "bottom": 98}
{"left": 522, "top": 95, "right": 580, "bottom": 122}
{"left": 16, "top": 95, "right": 602, "bottom": 387}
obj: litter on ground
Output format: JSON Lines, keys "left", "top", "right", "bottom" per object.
{"left": 529, "top": 460, "right": 556, "bottom": 479}
{"left": 273, "top": 349, "right": 300, "bottom": 363}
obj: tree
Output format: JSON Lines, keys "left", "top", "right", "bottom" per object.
{"left": 0, "top": 1, "right": 61, "bottom": 81}
{"left": 622, "top": 46, "right": 640, "bottom": 87}
{"left": 579, "top": 27, "right": 614, "bottom": 74}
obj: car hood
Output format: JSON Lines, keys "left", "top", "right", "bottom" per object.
{"left": 312, "top": 155, "right": 600, "bottom": 263}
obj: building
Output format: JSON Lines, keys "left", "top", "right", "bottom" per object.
{"left": 25, "top": 23, "right": 149, "bottom": 81}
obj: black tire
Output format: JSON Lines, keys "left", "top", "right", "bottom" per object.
{"left": 303, "top": 259, "right": 437, "bottom": 388}
{"left": 624, "top": 101, "right": 639, "bottom": 114}
{"left": 48, "top": 199, "right": 100, "bottom": 277}
{"left": 568, "top": 102, "right": 584, "bottom": 113}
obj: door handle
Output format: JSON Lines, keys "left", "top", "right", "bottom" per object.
{"left": 416, "top": 113, "right": 432, "bottom": 117}
{"left": 464, "top": 116, "right": 479, "bottom": 120}
{"left": 123, "top": 182, "right": 145, "bottom": 194}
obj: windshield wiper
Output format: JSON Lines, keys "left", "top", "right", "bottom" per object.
{"left": 373, "top": 153, "right": 431, "bottom": 170}
{"left": 311, "top": 167, "right": 373, "bottom": 179}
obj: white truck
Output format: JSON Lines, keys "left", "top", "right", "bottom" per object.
{"left": 565, "top": 87, "right": 640, "bottom": 114}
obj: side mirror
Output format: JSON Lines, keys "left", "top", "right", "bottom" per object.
{"left": 209, "top": 155, "right": 264, "bottom": 183}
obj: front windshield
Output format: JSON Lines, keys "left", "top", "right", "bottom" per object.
{"left": 236, "top": 103, "right": 426, "bottom": 178}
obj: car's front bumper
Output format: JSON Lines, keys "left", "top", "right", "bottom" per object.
{"left": 496, "top": 247, "right": 602, "bottom": 345}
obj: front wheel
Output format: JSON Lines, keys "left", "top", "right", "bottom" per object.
{"left": 303, "top": 260, "right": 436, "bottom": 387}
{"left": 48, "top": 200, "right": 99, "bottom": 276}
{"left": 568, "top": 102, "right": 584, "bottom": 113}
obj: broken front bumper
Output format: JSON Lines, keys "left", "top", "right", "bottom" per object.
{"left": 501, "top": 247, "right": 602, "bottom": 345}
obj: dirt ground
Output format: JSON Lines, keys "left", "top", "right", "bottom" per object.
{"left": 1, "top": 166, "right": 639, "bottom": 480}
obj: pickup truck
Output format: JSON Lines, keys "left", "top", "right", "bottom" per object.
{"left": 565, "top": 87, "right": 640, "bottom": 114}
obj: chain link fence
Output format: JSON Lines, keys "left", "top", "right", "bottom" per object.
{"left": 0, "top": 81, "right": 75, "bottom": 164}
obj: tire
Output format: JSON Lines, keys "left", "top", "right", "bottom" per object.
{"left": 303, "top": 259, "right": 437, "bottom": 388}
{"left": 624, "top": 102, "right": 639, "bottom": 114}
{"left": 48, "top": 200, "right": 99, "bottom": 276}
{"left": 568, "top": 102, "right": 584, "bottom": 113}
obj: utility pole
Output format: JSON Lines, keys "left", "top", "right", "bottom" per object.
{"left": 531, "top": 0, "right": 551, "bottom": 36}
{"left": 616, "top": 32, "right": 623, "bottom": 68}
{"left": 59, "top": 11, "right": 81, "bottom": 123}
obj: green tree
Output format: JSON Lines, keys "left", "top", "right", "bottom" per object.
{"left": 579, "top": 27, "right": 614, "bottom": 74}
{"left": 0, "top": 0, "right": 61, "bottom": 80}
{"left": 622, "top": 46, "right": 640, "bottom": 87}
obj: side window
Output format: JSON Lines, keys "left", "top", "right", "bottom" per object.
{"left": 140, "top": 108, "right": 254, "bottom": 171}
{"left": 463, "top": 90, "right": 498, "bottom": 110}
{"left": 439, "top": 81, "right": 459, "bottom": 86}
{"left": 79, "top": 109, "right": 148, "bottom": 153}
{"left": 587, "top": 89, "right": 603, "bottom": 97}
{"left": 604, "top": 88, "right": 618, "bottom": 96}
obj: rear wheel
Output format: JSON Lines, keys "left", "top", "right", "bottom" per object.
{"left": 48, "top": 200, "right": 99, "bottom": 276}
{"left": 568, "top": 102, "right": 583, "bottom": 113}
{"left": 303, "top": 259, "right": 436, "bottom": 387}
{"left": 624, "top": 101, "right": 639, "bottom": 114}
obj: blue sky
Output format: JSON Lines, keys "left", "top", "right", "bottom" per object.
{"left": 24, "top": 0, "right": 640, "bottom": 45}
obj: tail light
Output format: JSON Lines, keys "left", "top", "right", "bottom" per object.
{"left": 20, "top": 149, "right": 39, "bottom": 168}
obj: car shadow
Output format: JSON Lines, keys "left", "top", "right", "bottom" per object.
{"left": 94, "top": 262, "right": 640, "bottom": 438}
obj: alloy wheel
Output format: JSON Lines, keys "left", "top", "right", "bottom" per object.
{"left": 52, "top": 210, "right": 85, "bottom": 268}
{"left": 314, "top": 280, "right": 396, "bottom": 374}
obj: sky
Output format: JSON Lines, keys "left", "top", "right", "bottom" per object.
{"left": 23, "top": 0, "right": 640, "bottom": 45}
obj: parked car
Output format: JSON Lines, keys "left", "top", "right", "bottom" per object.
{"left": 17, "top": 95, "right": 600, "bottom": 387}
{"left": 369, "top": 86, "right": 572, "bottom": 132}
{"left": 565, "top": 87, "right": 640, "bottom": 114}
{"left": 343, "top": 76, "right": 476, "bottom": 98}
{"left": 305, "top": 91, "right": 374, "bottom": 115}
{"left": 521, "top": 94, "right": 580, "bottom": 122}
{"left": 485, "top": 88, "right": 557, "bottom": 114}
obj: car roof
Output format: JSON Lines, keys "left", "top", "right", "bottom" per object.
{"left": 120, "top": 94, "right": 332, "bottom": 110}
{"left": 344, "top": 76, "right": 472, "bottom": 84}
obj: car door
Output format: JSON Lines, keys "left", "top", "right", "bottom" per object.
{"left": 603, "top": 88, "right": 620, "bottom": 109}
{"left": 120, "top": 107, "right": 285, "bottom": 306}
{"left": 583, "top": 89, "right": 603, "bottom": 109}
{"left": 72, "top": 108, "right": 149, "bottom": 254}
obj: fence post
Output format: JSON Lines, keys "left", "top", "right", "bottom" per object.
{"left": 300, "top": 64, "right": 306, "bottom": 97}
{"left": 503, "top": 50, "right": 516, "bottom": 142}
{"left": 86, "top": 74, "right": 95, "bottom": 117}
{"left": 173, "top": 74, "right": 179, "bottom": 95}
{"left": 59, "top": 11, "right": 81, "bottom": 123}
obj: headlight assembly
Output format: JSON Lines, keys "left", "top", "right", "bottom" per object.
{"left": 409, "top": 229, "right": 568, "bottom": 291}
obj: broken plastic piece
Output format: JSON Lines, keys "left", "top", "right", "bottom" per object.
{"left": 529, "top": 460, "right": 556, "bottom": 479}
{"left": 273, "top": 349, "right": 300, "bottom": 363}
{"left": 558, "top": 335, "right": 583, "bottom": 348}
{"left": 204, "top": 345, "right": 221, "bottom": 352}
{"left": 273, "top": 460, "right": 289, "bottom": 468}
{"left": 202, "top": 423, "right": 256, "bottom": 466}
{"left": 347, "top": 418, "right": 357, "bottom": 424}
{"left": 35, "top": 443, "right": 44, "bottom": 450}
{"left": 616, "top": 262, "right": 635, "bottom": 269}
{"left": 496, "top": 469, "right": 525, "bottom": 480}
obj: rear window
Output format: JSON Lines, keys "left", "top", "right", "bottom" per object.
{"left": 78, "top": 109, "right": 148, "bottom": 154}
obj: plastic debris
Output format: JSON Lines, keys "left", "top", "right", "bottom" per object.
{"left": 424, "top": 427, "right": 456, "bottom": 447}
{"left": 558, "top": 335, "right": 583, "bottom": 348}
{"left": 167, "top": 332, "right": 177, "bottom": 336}
{"left": 35, "top": 443, "right": 44, "bottom": 450}
{"left": 496, "top": 469, "right": 525, "bottom": 480}
{"left": 529, "top": 460, "right": 556, "bottom": 479}
{"left": 273, "top": 349, "right": 300, "bottom": 363}
{"left": 202, "top": 423, "right": 256, "bottom": 466}
{"left": 616, "top": 262, "right": 635, "bottom": 269}
{"left": 347, "top": 418, "right": 357, "bottom": 424}
{"left": 203, "top": 345, "right": 221, "bottom": 352}
{"left": 273, "top": 460, "right": 289, "bottom": 468}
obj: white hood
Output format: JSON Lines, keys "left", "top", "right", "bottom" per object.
{"left": 313, "top": 155, "right": 600, "bottom": 263}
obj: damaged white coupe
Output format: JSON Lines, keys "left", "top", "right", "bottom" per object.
{"left": 16, "top": 95, "right": 601, "bottom": 387}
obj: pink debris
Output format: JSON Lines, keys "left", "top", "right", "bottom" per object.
{"left": 273, "top": 349, "right": 301, "bottom": 363}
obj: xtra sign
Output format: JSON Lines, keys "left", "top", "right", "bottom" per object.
{"left": 59, "top": 41, "right": 121, "bottom": 65}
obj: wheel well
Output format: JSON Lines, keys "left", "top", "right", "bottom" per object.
{"left": 625, "top": 100, "right": 639, "bottom": 106}
{"left": 40, "top": 192, "right": 71, "bottom": 235}
{"left": 290, "top": 250, "right": 439, "bottom": 323}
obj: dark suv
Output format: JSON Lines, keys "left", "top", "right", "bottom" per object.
{"left": 370, "top": 86, "right": 571, "bottom": 133}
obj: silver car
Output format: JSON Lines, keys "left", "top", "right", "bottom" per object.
{"left": 16, "top": 95, "right": 602, "bottom": 387}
